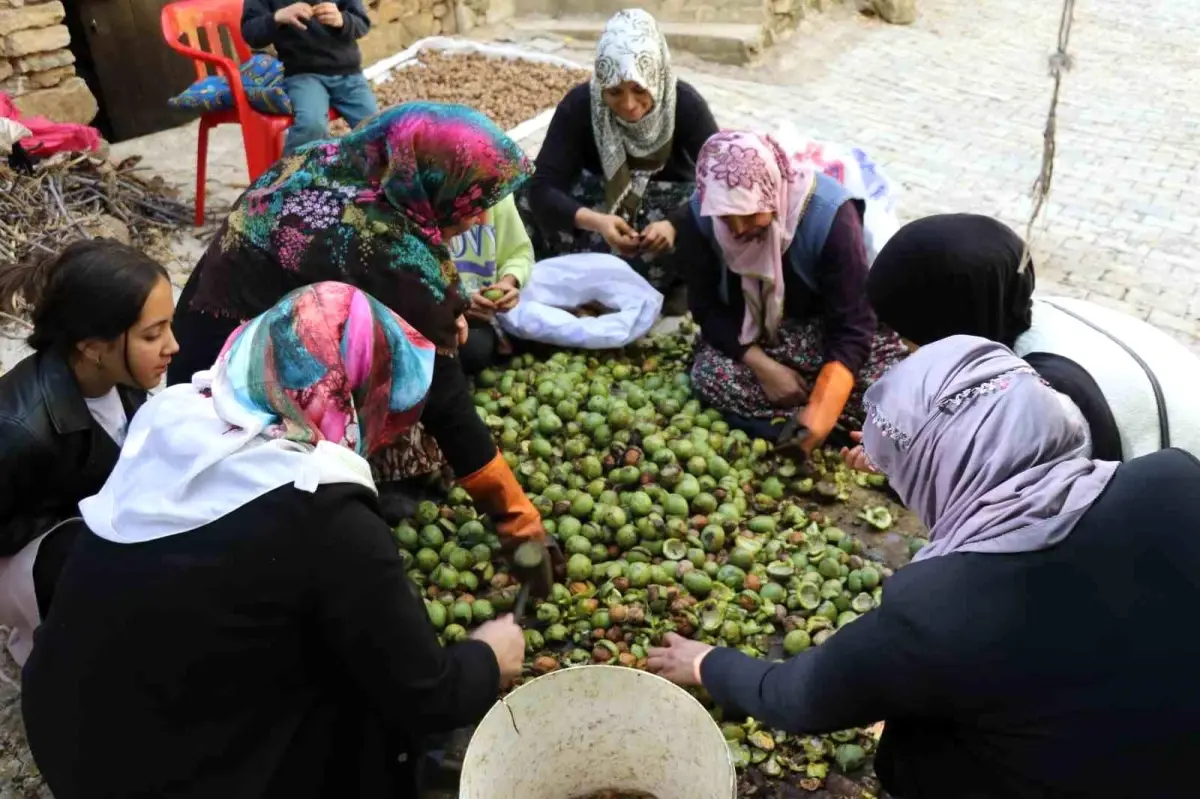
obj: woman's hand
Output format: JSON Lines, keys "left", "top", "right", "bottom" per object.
{"left": 746, "top": 352, "right": 809, "bottom": 407}
{"left": 640, "top": 220, "right": 676, "bottom": 254}
{"left": 647, "top": 633, "right": 713, "bottom": 688}
{"left": 455, "top": 314, "right": 469, "bottom": 347}
{"left": 841, "top": 431, "right": 877, "bottom": 472}
{"left": 471, "top": 615, "right": 526, "bottom": 683}
{"left": 468, "top": 292, "right": 496, "bottom": 323}
{"left": 596, "top": 214, "right": 641, "bottom": 257}
{"left": 487, "top": 275, "right": 521, "bottom": 312}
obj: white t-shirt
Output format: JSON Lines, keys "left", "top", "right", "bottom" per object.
{"left": 85, "top": 388, "right": 129, "bottom": 446}
{"left": 1015, "top": 297, "right": 1200, "bottom": 460}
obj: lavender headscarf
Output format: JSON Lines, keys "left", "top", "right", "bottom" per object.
{"left": 861, "top": 336, "right": 1119, "bottom": 561}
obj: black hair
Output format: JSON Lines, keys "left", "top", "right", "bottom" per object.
{"left": 0, "top": 239, "right": 170, "bottom": 359}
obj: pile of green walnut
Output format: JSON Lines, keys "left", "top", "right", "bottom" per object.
{"left": 394, "top": 323, "right": 926, "bottom": 794}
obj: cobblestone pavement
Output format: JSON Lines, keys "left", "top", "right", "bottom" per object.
{"left": 504, "top": 0, "right": 1200, "bottom": 349}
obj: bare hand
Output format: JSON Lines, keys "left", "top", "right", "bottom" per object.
{"left": 274, "top": 2, "right": 313, "bottom": 29}
{"left": 312, "top": 2, "right": 343, "bottom": 27}
{"left": 597, "top": 214, "right": 641, "bottom": 257}
{"left": 471, "top": 615, "right": 526, "bottom": 683}
{"left": 755, "top": 358, "right": 809, "bottom": 407}
{"left": 639, "top": 220, "right": 676, "bottom": 254}
{"left": 647, "top": 633, "right": 713, "bottom": 687}
{"left": 467, "top": 292, "right": 496, "bottom": 323}
{"left": 455, "top": 314, "right": 469, "bottom": 347}
{"left": 840, "top": 431, "right": 876, "bottom": 472}
{"left": 485, "top": 275, "right": 521, "bottom": 312}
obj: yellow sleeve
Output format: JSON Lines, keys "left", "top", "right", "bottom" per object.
{"left": 491, "top": 194, "right": 535, "bottom": 288}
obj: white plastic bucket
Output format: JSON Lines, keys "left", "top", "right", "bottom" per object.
{"left": 459, "top": 665, "right": 736, "bottom": 799}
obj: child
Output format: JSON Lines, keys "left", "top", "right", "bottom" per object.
{"left": 449, "top": 193, "right": 535, "bottom": 375}
{"left": 242, "top": 1, "right": 378, "bottom": 153}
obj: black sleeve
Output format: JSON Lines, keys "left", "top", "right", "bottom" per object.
{"left": 307, "top": 489, "right": 501, "bottom": 735}
{"left": 0, "top": 419, "right": 67, "bottom": 555}
{"left": 1024, "top": 352, "right": 1124, "bottom": 461}
{"left": 419, "top": 354, "right": 498, "bottom": 478}
{"left": 676, "top": 213, "right": 749, "bottom": 361}
{"left": 675, "top": 82, "right": 719, "bottom": 163}
{"left": 240, "top": 0, "right": 277, "bottom": 49}
{"left": 815, "top": 202, "right": 876, "bottom": 373}
{"left": 527, "top": 86, "right": 591, "bottom": 233}
{"left": 338, "top": 0, "right": 371, "bottom": 40}
{"left": 701, "top": 597, "right": 949, "bottom": 734}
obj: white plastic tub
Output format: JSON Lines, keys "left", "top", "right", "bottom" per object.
{"left": 459, "top": 665, "right": 736, "bottom": 799}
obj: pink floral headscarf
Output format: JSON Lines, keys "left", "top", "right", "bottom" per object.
{"left": 696, "top": 131, "right": 816, "bottom": 345}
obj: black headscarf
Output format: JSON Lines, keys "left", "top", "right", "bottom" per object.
{"left": 867, "top": 214, "right": 1036, "bottom": 348}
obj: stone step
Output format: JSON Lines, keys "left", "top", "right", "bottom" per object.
{"left": 513, "top": 0, "right": 769, "bottom": 26}
{"left": 508, "top": 16, "right": 767, "bottom": 66}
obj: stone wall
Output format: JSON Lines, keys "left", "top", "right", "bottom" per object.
{"left": 0, "top": 0, "right": 96, "bottom": 124}
{"left": 360, "top": 0, "right": 468, "bottom": 65}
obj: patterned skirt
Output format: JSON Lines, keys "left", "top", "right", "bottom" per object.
{"left": 516, "top": 172, "right": 694, "bottom": 292}
{"left": 691, "top": 321, "right": 910, "bottom": 430}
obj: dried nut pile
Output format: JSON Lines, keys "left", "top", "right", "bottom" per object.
{"left": 372, "top": 51, "right": 589, "bottom": 131}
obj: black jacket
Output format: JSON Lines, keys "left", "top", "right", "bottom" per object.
{"left": 0, "top": 352, "right": 145, "bottom": 556}
{"left": 23, "top": 483, "right": 500, "bottom": 799}
{"left": 242, "top": 0, "right": 371, "bottom": 77}
{"left": 701, "top": 449, "right": 1200, "bottom": 799}
{"left": 525, "top": 80, "right": 719, "bottom": 234}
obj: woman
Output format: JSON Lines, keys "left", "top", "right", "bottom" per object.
{"left": 23, "top": 283, "right": 527, "bottom": 799}
{"left": 451, "top": 193, "right": 534, "bottom": 376}
{"left": 167, "top": 102, "right": 552, "bottom": 564}
{"left": 676, "top": 130, "right": 907, "bottom": 453}
{"left": 649, "top": 335, "right": 1200, "bottom": 798}
{"left": 0, "top": 239, "right": 177, "bottom": 665}
{"left": 520, "top": 8, "right": 718, "bottom": 308}
{"left": 866, "top": 213, "right": 1200, "bottom": 460}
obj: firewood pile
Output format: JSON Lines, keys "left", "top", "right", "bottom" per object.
{"left": 0, "top": 153, "right": 193, "bottom": 268}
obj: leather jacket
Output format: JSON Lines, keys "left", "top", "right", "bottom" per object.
{"left": 0, "top": 352, "right": 145, "bottom": 556}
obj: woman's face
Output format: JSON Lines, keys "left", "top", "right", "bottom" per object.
{"left": 604, "top": 81, "right": 654, "bottom": 123}
{"left": 440, "top": 213, "right": 483, "bottom": 241}
{"left": 82, "top": 277, "right": 179, "bottom": 390}
{"left": 721, "top": 212, "right": 774, "bottom": 243}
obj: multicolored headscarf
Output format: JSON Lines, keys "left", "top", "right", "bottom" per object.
{"left": 81, "top": 282, "right": 438, "bottom": 544}
{"left": 212, "top": 282, "right": 436, "bottom": 458}
{"left": 194, "top": 102, "right": 532, "bottom": 354}
{"left": 696, "top": 131, "right": 816, "bottom": 346}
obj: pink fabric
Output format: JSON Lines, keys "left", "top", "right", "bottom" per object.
{"left": 696, "top": 131, "right": 816, "bottom": 345}
{"left": 0, "top": 93, "right": 101, "bottom": 156}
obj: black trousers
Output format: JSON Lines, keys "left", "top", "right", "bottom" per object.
{"left": 458, "top": 321, "right": 499, "bottom": 377}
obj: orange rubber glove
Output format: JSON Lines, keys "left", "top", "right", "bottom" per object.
{"left": 457, "top": 450, "right": 545, "bottom": 543}
{"left": 458, "top": 450, "right": 561, "bottom": 596}
{"left": 797, "top": 361, "right": 855, "bottom": 455}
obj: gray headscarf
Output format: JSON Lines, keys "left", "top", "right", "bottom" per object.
{"left": 861, "top": 336, "right": 1118, "bottom": 561}
{"left": 590, "top": 9, "right": 677, "bottom": 218}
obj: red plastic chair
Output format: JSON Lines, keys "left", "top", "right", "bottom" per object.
{"left": 161, "top": 0, "right": 335, "bottom": 226}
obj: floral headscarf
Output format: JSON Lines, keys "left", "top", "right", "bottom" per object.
{"left": 192, "top": 102, "right": 532, "bottom": 354}
{"left": 591, "top": 9, "right": 677, "bottom": 219}
{"left": 213, "top": 281, "right": 436, "bottom": 458}
{"left": 81, "top": 282, "right": 438, "bottom": 544}
{"left": 696, "top": 131, "right": 816, "bottom": 346}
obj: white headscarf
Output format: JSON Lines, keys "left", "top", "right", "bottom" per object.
{"left": 590, "top": 9, "right": 677, "bottom": 213}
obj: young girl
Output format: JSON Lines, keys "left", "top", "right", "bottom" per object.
{"left": 0, "top": 238, "right": 178, "bottom": 664}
